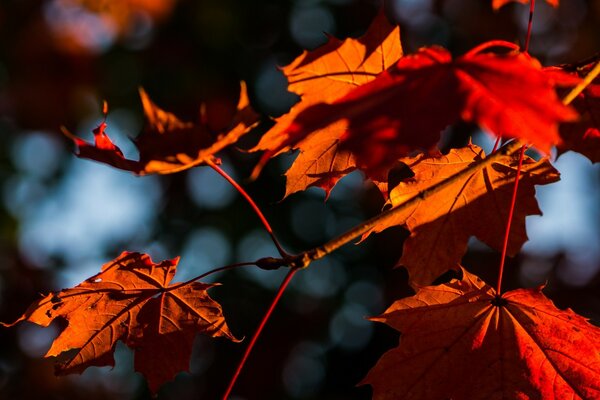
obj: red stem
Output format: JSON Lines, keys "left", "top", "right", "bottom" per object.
{"left": 524, "top": 0, "right": 535, "bottom": 53}
{"left": 206, "top": 159, "right": 289, "bottom": 257}
{"left": 222, "top": 268, "right": 298, "bottom": 399}
{"left": 496, "top": 145, "right": 527, "bottom": 295}
{"left": 491, "top": 137, "right": 501, "bottom": 153}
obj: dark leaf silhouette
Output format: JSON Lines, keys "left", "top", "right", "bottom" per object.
{"left": 558, "top": 64, "right": 600, "bottom": 163}
{"left": 64, "top": 82, "right": 258, "bottom": 175}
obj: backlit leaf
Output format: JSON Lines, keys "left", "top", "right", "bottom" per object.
{"left": 251, "top": 8, "right": 402, "bottom": 197}
{"left": 363, "top": 268, "right": 600, "bottom": 399}
{"left": 364, "top": 144, "right": 559, "bottom": 287}
{"left": 2, "top": 252, "right": 238, "bottom": 393}
{"left": 288, "top": 42, "right": 577, "bottom": 179}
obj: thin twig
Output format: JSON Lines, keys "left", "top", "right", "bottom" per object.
{"left": 491, "top": 137, "right": 502, "bottom": 153}
{"left": 495, "top": 145, "right": 527, "bottom": 295}
{"left": 206, "top": 158, "right": 290, "bottom": 257}
{"left": 222, "top": 268, "right": 298, "bottom": 399}
{"left": 524, "top": 0, "right": 535, "bottom": 53}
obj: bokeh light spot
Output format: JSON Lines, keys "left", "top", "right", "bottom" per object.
{"left": 187, "top": 160, "right": 237, "bottom": 210}
{"left": 290, "top": 5, "right": 335, "bottom": 49}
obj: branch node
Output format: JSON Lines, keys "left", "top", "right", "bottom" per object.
{"left": 287, "top": 253, "right": 313, "bottom": 270}
{"left": 255, "top": 257, "right": 287, "bottom": 270}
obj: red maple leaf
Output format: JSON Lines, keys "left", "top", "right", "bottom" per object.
{"left": 2, "top": 252, "right": 238, "bottom": 393}
{"left": 286, "top": 41, "right": 577, "bottom": 179}
{"left": 362, "top": 267, "right": 600, "bottom": 399}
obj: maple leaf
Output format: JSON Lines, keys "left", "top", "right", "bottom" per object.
{"left": 2, "top": 252, "right": 238, "bottom": 393}
{"left": 64, "top": 81, "right": 259, "bottom": 175}
{"left": 491, "top": 0, "right": 558, "bottom": 11}
{"left": 287, "top": 42, "right": 577, "bottom": 179}
{"left": 362, "top": 267, "right": 600, "bottom": 399}
{"left": 251, "top": 8, "right": 402, "bottom": 197}
{"left": 557, "top": 66, "right": 600, "bottom": 163}
{"left": 364, "top": 144, "right": 559, "bottom": 287}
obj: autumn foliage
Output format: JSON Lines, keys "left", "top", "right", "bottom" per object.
{"left": 2, "top": 252, "right": 237, "bottom": 393}
{"left": 4, "top": 0, "right": 600, "bottom": 399}
{"left": 363, "top": 268, "right": 600, "bottom": 399}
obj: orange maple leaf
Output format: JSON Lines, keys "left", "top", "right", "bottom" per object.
{"left": 2, "top": 252, "right": 238, "bottom": 393}
{"left": 558, "top": 64, "right": 600, "bottom": 163}
{"left": 362, "top": 267, "right": 600, "bottom": 399}
{"left": 492, "top": 0, "right": 558, "bottom": 10}
{"left": 64, "top": 81, "right": 259, "bottom": 175}
{"left": 288, "top": 42, "right": 577, "bottom": 179}
{"left": 251, "top": 8, "right": 402, "bottom": 197}
{"left": 364, "top": 144, "right": 559, "bottom": 287}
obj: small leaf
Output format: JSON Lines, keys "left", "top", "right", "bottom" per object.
{"left": 65, "top": 82, "right": 259, "bottom": 175}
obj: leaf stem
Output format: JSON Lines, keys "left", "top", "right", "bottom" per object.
{"left": 222, "top": 268, "right": 298, "bottom": 399}
{"left": 491, "top": 137, "right": 501, "bottom": 153}
{"left": 495, "top": 145, "right": 526, "bottom": 295}
{"left": 524, "top": 0, "right": 535, "bottom": 53}
{"left": 206, "top": 158, "right": 290, "bottom": 257}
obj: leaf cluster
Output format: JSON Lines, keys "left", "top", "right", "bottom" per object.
{"left": 3, "top": 1, "right": 600, "bottom": 399}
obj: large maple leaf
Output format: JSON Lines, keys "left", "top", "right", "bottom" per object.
{"left": 2, "top": 252, "right": 238, "bottom": 393}
{"left": 365, "top": 144, "right": 559, "bottom": 287}
{"left": 362, "top": 267, "right": 600, "bottom": 399}
{"left": 287, "top": 42, "right": 577, "bottom": 179}
{"left": 251, "top": 8, "right": 402, "bottom": 197}
{"left": 557, "top": 64, "right": 600, "bottom": 163}
{"left": 64, "top": 82, "right": 259, "bottom": 175}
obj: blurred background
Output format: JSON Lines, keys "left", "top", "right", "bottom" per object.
{"left": 0, "top": 0, "right": 599, "bottom": 399}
